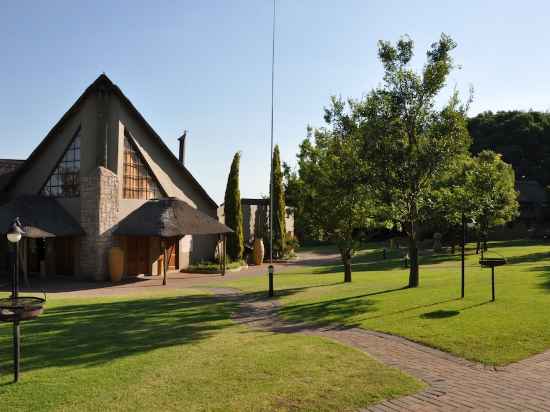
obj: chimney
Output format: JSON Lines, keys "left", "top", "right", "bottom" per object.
{"left": 178, "top": 130, "right": 187, "bottom": 165}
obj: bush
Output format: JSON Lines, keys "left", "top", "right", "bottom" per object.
{"left": 186, "top": 259, "right": 246, "bottom": 273}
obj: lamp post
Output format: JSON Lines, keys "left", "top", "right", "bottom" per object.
{"left": 7, "top": 217, "right": 24, "bottom": 382}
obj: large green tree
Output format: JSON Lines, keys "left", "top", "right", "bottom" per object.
{"left": 224, "top": 152, "right": 244, "bottom": 261}
{"left": 271, "top": 145, "right": 287, "bottom": 257}
{"left": 358, "top": 34, "right": 471, "bottom": 287}
{"left": 296, "top": 98, "right": 379, "bottom": 282}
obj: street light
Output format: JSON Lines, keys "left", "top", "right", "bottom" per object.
{"left": 6, "top": 217, "right": 24, "bottom": 382}
{"left": 7, "top": 218, "right": 24, "bottom": 299}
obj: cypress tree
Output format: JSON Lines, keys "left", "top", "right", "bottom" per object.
{"left": 272, "top": 145, "right": 287, "bottom": 257}
{"left": 224, "top": 152, "right": 244, "bottom": 261}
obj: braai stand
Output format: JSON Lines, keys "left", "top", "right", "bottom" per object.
{"left": 0, "top": 218, "right": 45, "bottom": 382}
{"left": 479, "top": 257, "right": 506, "bottom": 301}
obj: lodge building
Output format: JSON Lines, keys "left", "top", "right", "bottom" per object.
{"left": 0, "top": 74, "right": 229, "bottom": 280}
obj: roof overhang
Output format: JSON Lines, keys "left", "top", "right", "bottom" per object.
{"left": 0, "top": 195, "right": 85, "bottom": 238}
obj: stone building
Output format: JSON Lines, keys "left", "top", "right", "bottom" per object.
{"left": 0, "top": 74, "right": 228, "bottom": 280}
{"left": 219, "top": 198, "right": 294, "bottom": 244}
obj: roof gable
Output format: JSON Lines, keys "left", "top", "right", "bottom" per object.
{"left": 5, "top": 74, "right": 218, "bottom": 209}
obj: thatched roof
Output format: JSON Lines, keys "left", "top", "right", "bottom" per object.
{"left": 0, "top": 195, "right": 84, "bottom": 238}
{"left": 114, "top": 197, "right": 232, "bottom": 237}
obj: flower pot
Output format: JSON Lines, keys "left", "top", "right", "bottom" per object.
{"left": 252, "top": 238, "right": 265, "bottom": 266}
{"left": 109, "top": 246, "right": 124, "bottom": 283}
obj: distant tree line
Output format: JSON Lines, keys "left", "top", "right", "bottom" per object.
{"left": 469, "top": 111, "right": 550, "bottom": 187}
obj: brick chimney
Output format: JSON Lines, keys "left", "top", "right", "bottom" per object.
{"left": 178, "top": 131, "right": 187, "bottom": 165}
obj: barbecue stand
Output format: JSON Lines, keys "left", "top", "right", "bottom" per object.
{"left": 479, "top": 257, "right": 506, "bottom": 302}
{"left": 2, "top": 218, "right": 46, "bottom": 382}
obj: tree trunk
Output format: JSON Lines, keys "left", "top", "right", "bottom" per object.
{"left": 408, "top": 235, "right": 419, "bottom": 288}
{"left": 340, "top": 248, "right": 352, "bottom": 283}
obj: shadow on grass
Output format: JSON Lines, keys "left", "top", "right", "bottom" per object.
{"left": 506, "top": 252, "right": 550, "bottom": 265}
{"left": 0, "top": 294, "right": 238, "bottom": 373}
{"left": 278, "top": 286, "right": 409, "bottom": 325}
{"left": 420, "top": 309, "right": 460, "bottom": 319}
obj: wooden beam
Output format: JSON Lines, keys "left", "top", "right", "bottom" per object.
{"left": 162, "top": 238, "right": 167, "bottom": 286}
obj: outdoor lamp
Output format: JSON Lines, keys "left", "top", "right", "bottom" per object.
{"left": 7, "top": 218, "right": 24, "bottom": 243}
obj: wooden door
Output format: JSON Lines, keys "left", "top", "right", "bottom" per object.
{"left": 167, "top": 238, "right": 178, "bottom": 271}
{"left": 126, "top": 236, "right": 149, "bottom": 275}
{"left": 157, "top": 238, "right": 179, "bottom": 274}
{"left": 54, "top": 237, "right": 74, "bottom": 276}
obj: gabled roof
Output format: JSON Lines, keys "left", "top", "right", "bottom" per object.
{"left": 114, "top": 197, "right": 232, "bottom": 237}
{"left": 4, "top": 74, "right": 218, "bottom": 209}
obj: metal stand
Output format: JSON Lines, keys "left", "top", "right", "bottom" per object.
{"left": 268, "top": 265, "right": 274, "bottom": 297}
{"left": 491, "top": 267, "right": 495, "bottom": 302}
{"left": 13, "top": 321, "right": 20, "bottom": 382}
{"left": 12, "top": 242, "right": 20, "bottom": 382}
{"left": 461, "top": 213, "right": 465, "bottom": 299}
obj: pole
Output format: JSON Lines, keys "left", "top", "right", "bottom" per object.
{"left": 491, "top": 267, "right": 495, "bottom": 301}
{"left": 222, "top": 235, "right": 226, "bottom": 276}
{"left": 268, "top": 0, "right": 276, "bottom": 294}
{"left": 15, "top": 241, "right": 19, "bottom": 299}
{"left": 162, "top": 239, "right": 167, "bottom": 286}
{"left": 268, "top": 265, "right": 274, "bottom": 297}
{"left": 461, "top": 213, "right": 465, "bottom": 299}
{"left": 13, "top": 321, "right": 20, "bottom": 382}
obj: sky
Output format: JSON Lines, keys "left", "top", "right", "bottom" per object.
{"left": 1, "top": 0, "right": 550, "bottom": 204}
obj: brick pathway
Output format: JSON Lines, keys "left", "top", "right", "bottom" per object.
{"left": 230, "top": 292, "right": 550, "bottom": 412}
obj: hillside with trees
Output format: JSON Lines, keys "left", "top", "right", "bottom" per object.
{"left": 468, "top": 111, "right": 550, "bottom": 186}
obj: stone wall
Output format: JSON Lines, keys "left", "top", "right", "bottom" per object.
{"left": 79, "top": 166, "right": 119, "bottom": 280}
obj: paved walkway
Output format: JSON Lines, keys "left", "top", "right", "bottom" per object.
{"left": 228, "top": 290, "right": 550, "bottom": 411}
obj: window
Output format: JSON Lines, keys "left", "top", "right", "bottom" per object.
{"left": 42, "top": 131, "right": 81, "bottom": 197}
{"left": 123, "top": 134, "right": 164, "bottom": 199}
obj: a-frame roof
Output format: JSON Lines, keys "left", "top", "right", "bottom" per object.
{"left": 4, "top": 74, "right": 218, "bottom": 209}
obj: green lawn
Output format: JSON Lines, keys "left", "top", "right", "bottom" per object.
{"left": 221, "top": 239, "right": 550, "bottom": 366}
{"left": 0, "top": 289, "right": 422, "bottom": 411}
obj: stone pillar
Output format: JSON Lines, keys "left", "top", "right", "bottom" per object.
{"left": 79, "top": 166, "right": 119, "bottom": 280}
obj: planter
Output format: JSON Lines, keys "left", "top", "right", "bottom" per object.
{"left": 252, "top": 238, "right": 265, "bottom": 266}
{"left": 108, "top": 246, "right": 124, "bottom": 283}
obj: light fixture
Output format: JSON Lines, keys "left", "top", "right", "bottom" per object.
{"left": 7, "top": 218, "right": 24, "bottom": 243}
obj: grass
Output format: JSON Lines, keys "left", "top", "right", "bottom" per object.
{"left": 0, "top": 289, "right": 422, "bottom": 411}
{"left": 221, "top": 239, "right": 550, "bottom": 366}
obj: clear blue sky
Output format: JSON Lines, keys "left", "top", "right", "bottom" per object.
{"left": 2, "top": 1, "right": 549, "bottom": 204}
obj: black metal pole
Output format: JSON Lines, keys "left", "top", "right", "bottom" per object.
{"left": 491, "top": 267, "right": 495, "bottom": 301}
{"left": 461, "top": 213, "right": 465, "bottom": 299}
{"left": 13, "top": 321, "right": 20, "bottom": 382}
{"left": 13, "top": 240, "right": 20, "bottom": 382}
{"left": 15, "top": 241, "right": 19, "bottom": 299}
{"left": 268, "top": 264, "right": 274, "bottom": 297}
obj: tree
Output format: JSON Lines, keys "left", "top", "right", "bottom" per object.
{"left": 271, "top": 145, "right": 287, "bottom": 258}
{"left": 358, "top": 34, "right": 471, "bottom": 287}
{"left": 469, "top": 111, "right": 550, "bottom": 186}
{"left": 223, "top": 152, "right": 244, "bottom": 261}
{"left": 464, "top": 150, "right": 519, "bottom": 249}
{"left": 431, "top": 151, "right": 519, "bottom": 252}
{"left": 282, "top": 162, "right": 306, "bottom": 241}
{"left": 296, "top": 98, "right": 380, "bottom": 282}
